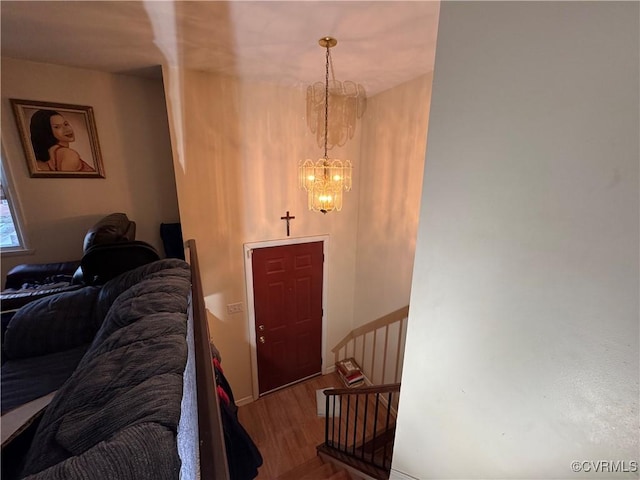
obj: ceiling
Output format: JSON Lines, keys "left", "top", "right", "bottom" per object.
{"left": 0, "top": 1, "right": 440, "bottom": 95}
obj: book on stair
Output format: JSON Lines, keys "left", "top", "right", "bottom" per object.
{"left": 336, "top": 358, "right": 365, "bottom": 388}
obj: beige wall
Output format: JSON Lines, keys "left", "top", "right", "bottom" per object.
{"left": 1, "top": 58, "right": 180, "bottom": 281}
{"left": 163, "top": 68, "right": 361, "bottom": 402}
{"left": 353, "top": 74, "right": 432, "bottom": 327}
{"left": 393, "top": 2, "right": 639, "bottom": 478}
{"left": 163, "top": 65, "right": 432, "bottom": 401}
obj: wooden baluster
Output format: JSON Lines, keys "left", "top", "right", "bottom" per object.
{"left": 382, "top": 324, "right": 389, "bottom": 384}
{"left": 371, "top": 329, "right": 377, "bottom": 383}
{"left": 395, "top": 318, "right": 405, "bottom": 383}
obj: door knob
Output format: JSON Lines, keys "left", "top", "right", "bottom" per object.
{"left": 259, "top": 336, "right": 266, "bottom": 344}
{"left": 258, "top": 324, "right": 265, "bottom": 332}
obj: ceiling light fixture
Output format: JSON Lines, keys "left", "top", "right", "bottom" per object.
{"left": 300, "top": 36, "right": 362, "bottom": 214}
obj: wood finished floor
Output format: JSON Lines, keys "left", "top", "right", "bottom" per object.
{"left": 238, "top": 373, "right": 343, "bottom": 480}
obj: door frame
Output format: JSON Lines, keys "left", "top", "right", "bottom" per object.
{"left": 244, "top": 235, "right": 329, "bottom": 401}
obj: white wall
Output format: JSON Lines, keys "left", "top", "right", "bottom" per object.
{"left": 1, "top": 58, "right": 180, "bottom": 280}
{"left": 393, "top": 2, "right": 639, "bottom": 479}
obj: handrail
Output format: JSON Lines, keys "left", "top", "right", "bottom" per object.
{"left": 324, "top": 383, "right": 401, "bottom": 397}
{"left": 186, "top": 239, "right": 230, "bottom": 480}
{"left": 332, "top": 306, "right": 409, "bottom": 354}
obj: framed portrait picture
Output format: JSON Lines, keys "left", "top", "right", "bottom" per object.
{"left": 10, "top": 99, "right": 105, "bottom": 178}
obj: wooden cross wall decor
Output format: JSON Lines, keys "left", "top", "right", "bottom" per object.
{"left": 280, "top": 211, "right": 295, "bottom": 237}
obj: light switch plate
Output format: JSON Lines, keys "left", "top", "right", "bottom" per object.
{"left": 227, "top": 302, "right": 244, "bottom": 315}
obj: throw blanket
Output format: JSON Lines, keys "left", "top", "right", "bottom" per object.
{"left": 20, "top": 259, "right": 191, "bottom": 480}
{"left": 2, "top": 286, "right": 100, "bottom": 414}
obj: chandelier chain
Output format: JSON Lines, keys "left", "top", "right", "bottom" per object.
{"left": 299, "top": 36, "right": 354, "bottom": 213}
{"left": 324, "top": 45, "right": 330, "bottom": 159}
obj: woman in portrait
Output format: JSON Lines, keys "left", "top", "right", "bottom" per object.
{"left": 29, "top": 109, "right": 95, "bottom": 172}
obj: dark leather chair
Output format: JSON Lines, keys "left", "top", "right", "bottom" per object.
{"left": 81, "top": 241, "right": 160, "bottom": 285}
{"left": 82, "top": 212, "right": 136, "bottom": 253}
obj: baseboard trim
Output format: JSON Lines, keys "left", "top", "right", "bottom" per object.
{"left": 390, "top": 468, "right": 419, "bottom": 480}
{"left": 324, "top": 364, "right": 336, "bottom": 375}
{"left": 235, "top": 395, "right": 254, "bottom": 407}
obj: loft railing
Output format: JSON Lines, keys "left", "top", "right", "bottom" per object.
{"left": 320, "top": 383, "right": 401, "bottom": 479}
{"left": 332, "top": 306, "right": 409, "bottom": 386}
{"left": 186, "top": 239, "right": 230, "bottom": 480}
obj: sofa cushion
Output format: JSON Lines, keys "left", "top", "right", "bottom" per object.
{"left": 2, "top": 287, "right": 101, "bottom": 360}
{"left": 82, "top": 213, "right": 136, "bottom": 253}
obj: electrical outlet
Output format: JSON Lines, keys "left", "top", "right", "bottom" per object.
{"left": 227, "top": 302, "right": 244, "bottom": 315}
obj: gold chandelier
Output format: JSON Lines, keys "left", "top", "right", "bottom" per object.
{"left": 300, "top": 37, "right": 364, "bottom": 214}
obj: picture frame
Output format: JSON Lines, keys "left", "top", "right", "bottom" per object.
{"left": 10, "top": 99, "right": 105, "bottom": 178}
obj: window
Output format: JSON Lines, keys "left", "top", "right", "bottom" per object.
{"left": 0, "top": 152, "right": 27, "bottom": 252}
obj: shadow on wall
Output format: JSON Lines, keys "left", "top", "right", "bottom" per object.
{"left": 205, "top": 309, "right": 231, "bottom": 358}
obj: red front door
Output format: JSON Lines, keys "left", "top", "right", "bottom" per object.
{"left": 252, "top": 241, "right": 323, "bottom": 395}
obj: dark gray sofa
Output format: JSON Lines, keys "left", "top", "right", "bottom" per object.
{"left": 2, "top": 258, "right": 191, "bottom": 479}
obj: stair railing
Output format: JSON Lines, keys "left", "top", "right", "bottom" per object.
{"left": 322, "top": 383, "right": 401, "bottom": 476}
{"left": 332, "top": 306, "right": 409, "bottom": 386}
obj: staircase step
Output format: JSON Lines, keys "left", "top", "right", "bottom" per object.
{"left": 298, "top": 462, "right": 338, "bottom": 480}
{"left": 318, "top": 444, "right": 390, "bottom": 480}
{"left": 359, "top": 428, "right": 396, "bottom": 455}
{"left": 277, "top": 454, "right": 353, "bottom": 480}
{"left": 327, "top": 469, "right": 351, "bottom": 480}
{"left": 277, "top": 456, "right": 324, "bottom": 480}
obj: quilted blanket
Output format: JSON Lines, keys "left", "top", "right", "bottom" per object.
{"left": 20, "top": 259, "right": 191, "bottom": 480}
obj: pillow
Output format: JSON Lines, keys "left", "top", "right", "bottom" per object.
{"left": 82, "top": 213, "right": 136, "bottom": 253}
{"left": 2, "top": 287, "right": 101, "bottom": 360}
